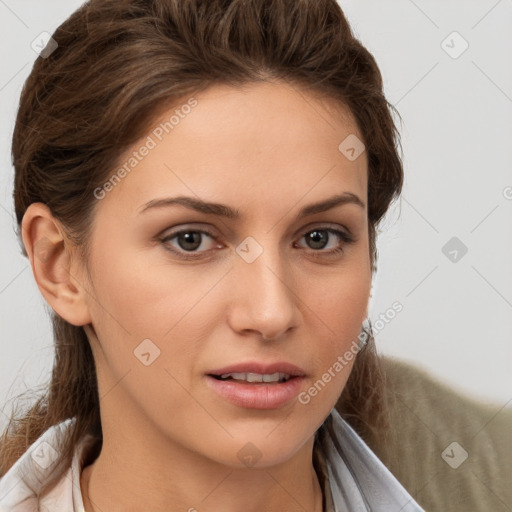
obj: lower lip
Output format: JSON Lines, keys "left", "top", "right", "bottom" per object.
{"left": 205, "top": 375, "right": 305, "bottom": 409}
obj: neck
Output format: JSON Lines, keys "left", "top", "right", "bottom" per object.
{"left": 80, "top": 438, "right": 324, "bottom": 512}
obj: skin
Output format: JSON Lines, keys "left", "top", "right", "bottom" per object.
{"left": 22, "top": 80, "right": 371, "bottom": 512}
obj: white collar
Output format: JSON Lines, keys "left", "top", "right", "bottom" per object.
{"left": 319, "top": 407, "right": 424, "bottom": 511}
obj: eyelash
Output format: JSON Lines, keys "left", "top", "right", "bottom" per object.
{"left": 158, "top": 226, "right": 356, "bottom": 261}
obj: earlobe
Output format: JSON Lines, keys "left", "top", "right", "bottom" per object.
{"left": 21, "top": 202, "right": 93, "bottom": 327}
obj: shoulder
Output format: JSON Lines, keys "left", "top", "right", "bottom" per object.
{"left": 370, "top": 356, "right": 512, "bottom": 511}
{"left": 0, "top": 417, "right": 96, "bottom": 512}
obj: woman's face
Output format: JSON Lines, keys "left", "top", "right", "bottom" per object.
{"left": 79, "top": 80, "right": 371, "bottom": 468}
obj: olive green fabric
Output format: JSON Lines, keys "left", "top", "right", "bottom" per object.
{"left": 367, "top": 357, "right": 512, "bottom": 512}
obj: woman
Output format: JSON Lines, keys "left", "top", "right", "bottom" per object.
{"left": 0, "top": 0, "right": 424, "bottom": 510}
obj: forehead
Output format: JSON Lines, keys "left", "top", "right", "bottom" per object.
{"left": 97, "top": 80, "right": 367, "bottom": 220}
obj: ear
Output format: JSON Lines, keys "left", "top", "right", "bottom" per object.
{"left": 21, "top": 202, "right": 92, "bottom": 326}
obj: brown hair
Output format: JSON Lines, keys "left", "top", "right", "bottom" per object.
{"left": 2, "top": 0, "right": 403, "bottom": 492}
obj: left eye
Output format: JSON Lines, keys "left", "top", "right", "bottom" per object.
{"left": 295, "top": 228, "right": 350, "bottom": 251}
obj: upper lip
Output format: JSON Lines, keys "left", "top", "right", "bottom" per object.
{"left": 207, "top": 361, "right": 307, "bottom": 377}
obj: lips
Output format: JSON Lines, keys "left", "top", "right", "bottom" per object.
{"left": 207, "top": 361, "right": 307, "bottom": 378}
{"left": 205, "top": 361, "right": 307, "bottom": 409}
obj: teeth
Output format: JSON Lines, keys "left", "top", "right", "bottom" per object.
{"left": 219, "top": 372, "right": 290, "bottom": 383}
{"left": 262, "top": 373, "right": 281, "bottom": 383}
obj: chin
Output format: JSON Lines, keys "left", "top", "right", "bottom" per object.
{"left": 206, "top": 430, "right": 312, "bottom": 470}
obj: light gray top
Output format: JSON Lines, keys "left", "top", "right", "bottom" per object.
{"left": 0, "top": 407, "right": 424, "bottom": 511}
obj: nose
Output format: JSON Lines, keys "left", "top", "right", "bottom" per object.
{"left": 226, "top": 243, "right": 300, "bottom": 340}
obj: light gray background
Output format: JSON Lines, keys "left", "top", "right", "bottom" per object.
{"left": 1, "top": 1, "right": 511, "bottom": 427}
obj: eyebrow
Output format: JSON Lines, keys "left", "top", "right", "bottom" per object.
{"left": 138, "top": 192, "right": 365, "bottom": 220}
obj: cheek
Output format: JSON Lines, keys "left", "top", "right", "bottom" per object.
{"left": 85, "top": 244, "right": 227, "bottom": 394}
{"left": 303, "top": 263, "right": 370, "bottom": 390}
{"left": 84, "top": 251, "right": 211, "bottom": 418}
{"left": 88, "top": 242, "right": 210, "bottom": 337}
{"left": 307, "top": 259, "right": 371, "bottom": 331}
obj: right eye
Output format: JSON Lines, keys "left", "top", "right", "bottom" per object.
{"left": 159, "top": 227, "right": 224, "bottom": 259}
